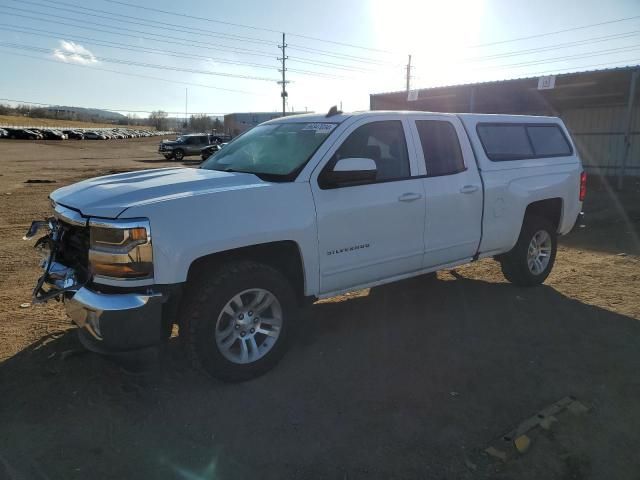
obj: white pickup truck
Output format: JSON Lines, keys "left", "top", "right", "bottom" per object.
{"left": 26, "top": 110, "right": 585, "bottom": 381}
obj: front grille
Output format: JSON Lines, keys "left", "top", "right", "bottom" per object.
{"left": 58, "top": 221, "right": 90, "bottom": 271}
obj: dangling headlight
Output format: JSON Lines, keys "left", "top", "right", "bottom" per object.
{"left": 88, "top": 218, "right": 153, "bottom": 280}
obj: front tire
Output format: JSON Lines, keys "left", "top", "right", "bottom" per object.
{"left": 499, "top": 216, "right": 557, "bottom": 287}
{"left": 173, "top": 149, "right": 184, "bottom": 161}
{"left": 181, "top": 260, "right": 296, "bottom": 382}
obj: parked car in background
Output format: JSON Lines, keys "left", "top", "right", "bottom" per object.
{"left": 0, "top": 127, "right": 170, "bottom": 140}
{"left": 158, "top": 133, "right": 213, "bottom": 161}
{"left": 83, "top": 131, "right": 106, "bottom": 140}
{"left": 27, "top": 129, "right": 44, "bottom": 139}
{"left": 63, "top": 130, "right": 84, "bottom": 140}
{"left": 200, "top": 143, "right": 221, "bottom": 161}
{"left": 0, "top": 128, "right": 7, "bottom": 138}
{"left": 42, "top": 129, "right": 67, "bottom": 140}
{"left": 211, "top": 133, "right": 232, "bottom": 143}
{"left": 5, "top": 128, "right": 40, "bottom": 140}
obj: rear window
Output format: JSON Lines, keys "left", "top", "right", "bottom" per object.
{"left": 477, "top": 123, "right": 572, "bottom": 161}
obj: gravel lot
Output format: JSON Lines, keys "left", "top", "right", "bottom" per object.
{"left": 1, "top": 137, "right": 639, "bottom": 479}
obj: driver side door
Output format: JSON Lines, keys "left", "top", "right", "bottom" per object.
{"left": 310, "top": 118, "right": 426, "bottom": 295}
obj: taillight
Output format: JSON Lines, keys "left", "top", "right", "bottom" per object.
{"left": 579, "top": 171, "right": 587, "bottom": 201}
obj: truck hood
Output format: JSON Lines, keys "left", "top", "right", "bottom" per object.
{"left": 50, "top": 167, "right": 268, "bottom": 218}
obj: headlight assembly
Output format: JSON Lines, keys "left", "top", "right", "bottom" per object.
{"left": 89, "top": 218, "right": 153, "bottom": 280}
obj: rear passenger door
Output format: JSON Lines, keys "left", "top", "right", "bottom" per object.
{"left": 407, "top": 116, "right": 483, "bottom": 267}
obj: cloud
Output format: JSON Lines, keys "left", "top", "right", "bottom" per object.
{"left": 53, "top": 40, "right": 98, "bottom": 65}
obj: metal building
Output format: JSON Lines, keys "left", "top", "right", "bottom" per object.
{"left": 370, "top": 66, "right": 640, "bottom": 183}
{"left": 224, "top": 111, "right": 307, "bottom": 136}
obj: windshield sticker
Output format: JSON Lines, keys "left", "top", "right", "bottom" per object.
{"left": 302, "top": 123, "right": 337, "bottom": 134}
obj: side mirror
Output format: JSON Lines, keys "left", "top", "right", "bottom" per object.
{"left": 320, "top": 157, "right": 377, "bottom": 188}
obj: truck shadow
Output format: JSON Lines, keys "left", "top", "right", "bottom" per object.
{"left": 1, "top": 273, "right": 639, "bottom": 479}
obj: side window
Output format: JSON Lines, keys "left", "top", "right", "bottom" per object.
{"left": 476, "top": 123, "right": 573, "bottom": 160}
{"left": 330, "top": 120, "right": 410, "bottom": 182}
{"left": 527, "top": 125, "right": 572, "bottom": 156}
{"left": 476, "top": 124, "right": 533, "bottom": 161}
{"left": 185, "top": 137, "right": 197, "bottom": 145}
{"left": 415, "top": 120, "right": 465, "bottom": 176}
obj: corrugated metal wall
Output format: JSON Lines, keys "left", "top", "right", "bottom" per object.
{"left": 556, "top": 105, "right": 639, "bottom": 176}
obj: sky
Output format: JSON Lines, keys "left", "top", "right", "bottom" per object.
{"left": 0, "top": 0, "right": 639, "bottom": 118}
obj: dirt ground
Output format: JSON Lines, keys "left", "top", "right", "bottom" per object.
{"left": 0, "top": 137, "right": 639, "bottom": 480}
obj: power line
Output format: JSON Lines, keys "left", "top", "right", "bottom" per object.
{"left": 0, "top": 8, "right": 277, "bottom": 59}
{"left": 12, "top": 0, "right": 275, "bottom": 47}
{"left": 288, "top": 56, "right": 374, "bottom": 72}
{"left": 13, "top": 0, "right": 640, "bottom": 71}
{"left": 7, "top": 11, "right": 635, "bottom": 76}
{"left": 0, "top": 25, "right": 278, "bottom": 69}
{"left": 6, "top": 0, "right": 387, "bottom": 71}
{"left": 1, "top": 7, "right": 362, "bottom": 78}
{"left": 528, "top": 59, "right": 640, "bottom": 76}
{"left": 468, "top": 14, "right": 640, "bottom": 48}
{"left": 460, "top": 30, "right": 640, "bottom": 62}
{"left": 3, "top": 3, "right": 395, "bottom": 68}
{"left": 416, "top": 44, "right": 640, "bottom": 80}
{"left": 97, "top": 0, "right": 640, "bottom": 64}
{"left": 0, "top": 49, "right": 269, "bottom": 95}
{"left": 0, "top": 42, "right": 279, "bottom": 81}
{"left": 287, "top": 44, "right": 400, "bottom": 66}
{"left": 99, "top": 0, "right": 395, "bottom": 55}
{"left": 0, "top": 25, "right": 348, "bottom": 79}
{"left": 474, "top": 44, "right": 640, "bottom": 71}
{"left": 27, "top": 0, "right": 639, "bottom": 75}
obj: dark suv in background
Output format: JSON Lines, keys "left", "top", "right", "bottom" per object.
{"left": 158, "top": 133, "right": 213, "bottom": 161}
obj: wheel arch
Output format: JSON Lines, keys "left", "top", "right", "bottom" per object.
{"left": 523, "top": 198, "right": 563, "bottom": 232}
{"left": 186, "top": 240, "right": 308, "bottom": 304}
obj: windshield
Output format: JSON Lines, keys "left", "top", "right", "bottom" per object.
{"left": 201, "top": 122, "right": 337, "bottom": 179}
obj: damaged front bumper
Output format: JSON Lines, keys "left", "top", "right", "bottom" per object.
{"left": 25, "top": 212, "right": 173, "bottom": 354}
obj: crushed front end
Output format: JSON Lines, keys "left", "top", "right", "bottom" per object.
{"left": 25, "top": 202, "right": 179, "bottom": 354}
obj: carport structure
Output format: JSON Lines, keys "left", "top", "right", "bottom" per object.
{"left": 370, "top": 65, "right": 640, "bottom": 188}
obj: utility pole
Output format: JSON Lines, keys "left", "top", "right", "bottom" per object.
{"left": 406, "top": 54, "right": 412, "bottom": 93}
{"left": 185, "top": 88, "right": 188, "bottom": 129}
{"left": 277, "top": 33, "right": 289, "bottom": 117}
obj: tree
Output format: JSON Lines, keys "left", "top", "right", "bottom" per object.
{"left": 189, "top": 114, "right": 214, "bottom": 132}
{"left": 149, "top": 110, "right": 168, "bottom": 130}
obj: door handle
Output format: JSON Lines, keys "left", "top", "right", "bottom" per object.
{"left": 460, "top": 185, "right": 479, "bottom": 194}
{"left": 398, "top": 192, "right": 423, "bottom": 202}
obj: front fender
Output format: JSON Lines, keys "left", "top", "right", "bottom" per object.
{"left": 125, "top": 182, "right": 320, "bottom": 296}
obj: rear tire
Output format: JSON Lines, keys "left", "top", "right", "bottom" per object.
{"left": 180, "top": 260, "right": 296, "bottom": 382}
{"left": 499, "top": 216, "right": 557, "bottom": 287}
